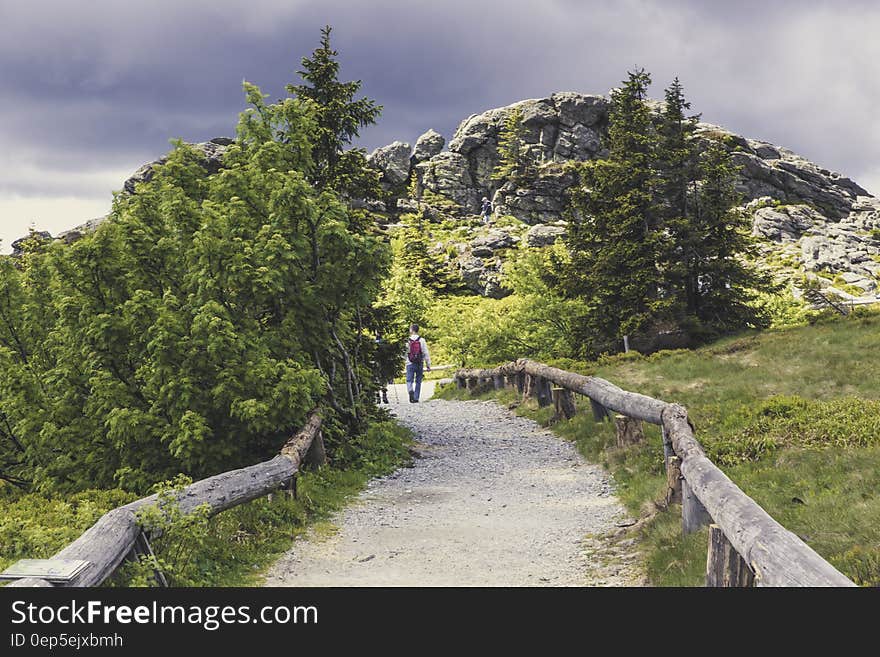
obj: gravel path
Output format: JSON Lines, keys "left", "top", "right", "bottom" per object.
{"left": 264, "top": 383, "right": 643, "bottom": 586}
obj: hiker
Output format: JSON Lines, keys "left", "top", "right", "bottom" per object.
{"left": 405, "top": 323, "right": 431, "bottom": 403}
{"left": 479, "top": 196, "right": 492, "bottom": 223}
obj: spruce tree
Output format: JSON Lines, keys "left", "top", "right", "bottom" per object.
{"left": 287, "top": 25, "right": 382, "bottom": 200}
{"left": 561, "top": 68, "right": 672, "bottom": 354}
{"left": 689, "top": 143, "right": 774, "bottom": 332}
{"left": 656, "top": 77, "right": 701, "bottom": 316}
{"left": 491, "top": 107, "right": 531, "bottom": 184}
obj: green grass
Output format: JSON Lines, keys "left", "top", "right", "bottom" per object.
{"left": 436, "top": 312, "right": 880, "bottom": 586}
{"left": 1, "top": 419, "right": 414, "bottom": 587}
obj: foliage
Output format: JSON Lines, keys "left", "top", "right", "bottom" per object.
{"left": 0, "top": 488, "right": 137, "bottom": 572}
{"left": 686, "top": 143, "right": 776, "bottom": 332}
{"left": 287, "top": 25, "right": 382, "bottom": 200}
{"left": 751, "top": 289, "right": 816, "bottom": 328}
{"left": 424, "top": 241, "right": 589, "bottom": 367}
{"left": 491, "top": 107, "right": 532, "bottom": 185}
{"left": 122, "top": 475, "right": 212, "bottom": 587}
{"left": 560, "top": 69, "right": 673, "bottom": 355}
{"left": 392, "top": 214, "right": 462, "bottom": 294}
{"left": 556, "top": 70, "right": 772, "bottom": 357}
{"left": 0, "top": 29, "right": 391, "bottom": 494}
{"left": 1, "top": 419, "right": 412, "bottom": 587}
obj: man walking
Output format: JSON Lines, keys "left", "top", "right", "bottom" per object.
{"left": 405, "top": 323, "right": 431, "bottom": 403}
{"left": 479, "top": 196, "right": 493, "bottom": 224}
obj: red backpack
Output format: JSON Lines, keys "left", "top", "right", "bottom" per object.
{"left": 408, "top": 337, "right": 424, "bottom": 364}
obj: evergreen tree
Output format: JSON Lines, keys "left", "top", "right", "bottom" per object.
{"left": 560, "top": 68, "right": 673, "bottom": 354}
{"left": 287, "top": 25, "right": 382, "bottom": 200}
{"left": 688, "top": 143, "right": 774, "bottom": 332}
{"left": 491, "top": 107, "right": 532, "bottom": 184}
{"left": 656, "top": 77, "right": 701, "bottom": 316}
{"left": 396, "top": 214, "right": 461, "bottom": 294}
{"left": 0, "top": 30, "right": 392, "bottom": 493}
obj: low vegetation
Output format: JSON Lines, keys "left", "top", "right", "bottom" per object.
{"left": 1, "top": 419, "right": 412, "bottom": 586}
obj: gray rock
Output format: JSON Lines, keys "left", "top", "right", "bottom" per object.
{"left": 696, "top": 123, "right": 868, "bottom": 219}
{"left": 412, "top": 129, "right": 445, "bottom": 163}
{"left": 525, "top": 224, "right": 566, "bottom": 247}
{"left": 123, "top": 138, "right": 230, "bottom": 195}
{"left": 470, "top": 231, "right": 516, "bottom": 255}
{"left": 367, "top": 141, "right": 412, "bottom": 186}
{"left": 456, "top": 253, "right": 510, "bottom": 298}
{"left": 491, "top": 167, "right": 578, "bottom": 225}
{"left": 56, "top": 216, "right": 109, "bottom": 244}
{"left": 751, "top": 204, "right": 823, "bottom": 242}
{"left": 415, "top": 152, "right": 476, "bottom": 210}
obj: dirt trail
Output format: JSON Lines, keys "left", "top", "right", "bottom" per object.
{"left": 264, "top": 383, "right": 644, "bottom": 586}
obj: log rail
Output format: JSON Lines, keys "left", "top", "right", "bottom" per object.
{"left": 7, "top": 410, "right": 325, "bottom": 588}
{"left": 454, "top": 359, "right": 854, "bottom": 587}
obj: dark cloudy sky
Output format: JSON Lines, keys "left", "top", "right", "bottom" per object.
{"left": 2, "top": 0, "right": 878, "bottom": 251}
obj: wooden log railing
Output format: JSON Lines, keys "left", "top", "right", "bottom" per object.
{"left": 7, "top": 410, "right": 325, "bottom": 588}
{"left": 454, "top": 359, "right": 855, "bottom": 587}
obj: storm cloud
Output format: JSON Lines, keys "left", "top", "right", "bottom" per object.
{"left": 2, "top": 0, "right": 879, "bottom": 249}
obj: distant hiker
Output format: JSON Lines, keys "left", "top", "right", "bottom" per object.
{"left": 405, "top": 323, "right": 431, "bottom": 403}
{"left": 480, "top": 197, "right": 492, "bottom": 223}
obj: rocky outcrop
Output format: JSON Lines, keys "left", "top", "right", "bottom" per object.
{"left": 469, "top": 230, "right": 517, "bottom": 257}
{"left": 412, "top": 129, "right": 445, "bottom": 164}
{"left": 399, "top": 94, "right": 880, "bottom": 299}
{"left": 425, "top": 93, "right": 609, "bottom": 216}
{"left": 491, "top": 166, "right": 578, "bottom": 225}
{"left": 525, "top": 223, "right": 566, "bottom": 247}
{"left": 694, "top": 125, "right": 868, "bottom": 220}
{"left": 748, "top": 196, "right": 880, "bottom": 295}
{"left": 457, "top": 253, "right": 508, "bottom": 299}
{"left": 123, "top": 137, "right": 232, "bottom": 195}
{"left": 57, "top": 217, "right": 109, "bottom": 244}
{"left": 750, "top": 202, "right": 824, "bottom": 242}
{"left": 367, "top": 141, "right": 412, "bottom": 186}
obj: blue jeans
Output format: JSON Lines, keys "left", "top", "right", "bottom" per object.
{"left": 406, "top": 362, "right": 424, "bottom": 400}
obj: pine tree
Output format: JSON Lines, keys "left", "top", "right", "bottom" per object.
{"left": 491, "top": 107, "right": 531, "bottom": 184}
{"left": 560, "top": 68, "right": 673, "bottom": 354}
{"left": 656, "top": 77, "right": 701, "bottom": 316}
{"left": 688, "top": 143, "right": 774, "bottom": 332}
{"left": 287, "top": 25, "right": 382, "bottom": 199}
{"left": 396, "top": 214, "right": 461, "bottom": 294}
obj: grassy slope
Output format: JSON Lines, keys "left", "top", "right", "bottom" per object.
{"left": 438, "top": 313, "right": 880, "bottom": 586}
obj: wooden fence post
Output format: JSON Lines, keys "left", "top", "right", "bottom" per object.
{"left": 661, "top": 425, "right": 673, "bottom": 461}
{"left": 706, "top": 524, "right": 755, "bottom": 587}
{"left": 551, "top": 387, "right": 577, "bottom": 421}
{"left": 589, "top": 397, "right": 610, "bottom": 422}
{"left": 682, "top": 478, "right": 712, "bottom": 534}
{"left": 665, "top": 455, "right": 682, "bottom": 506}
{"left": 614, "top": 415, "right": 644, "bottom": 447}
{"left": 303, "top": 431, "right": 327, "bottom": 469}
{"left": 523, "top": 374, "right": 534, "bottom": 401}
{"left": 536, "top": 377, "right": 552, "bottom": 407}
